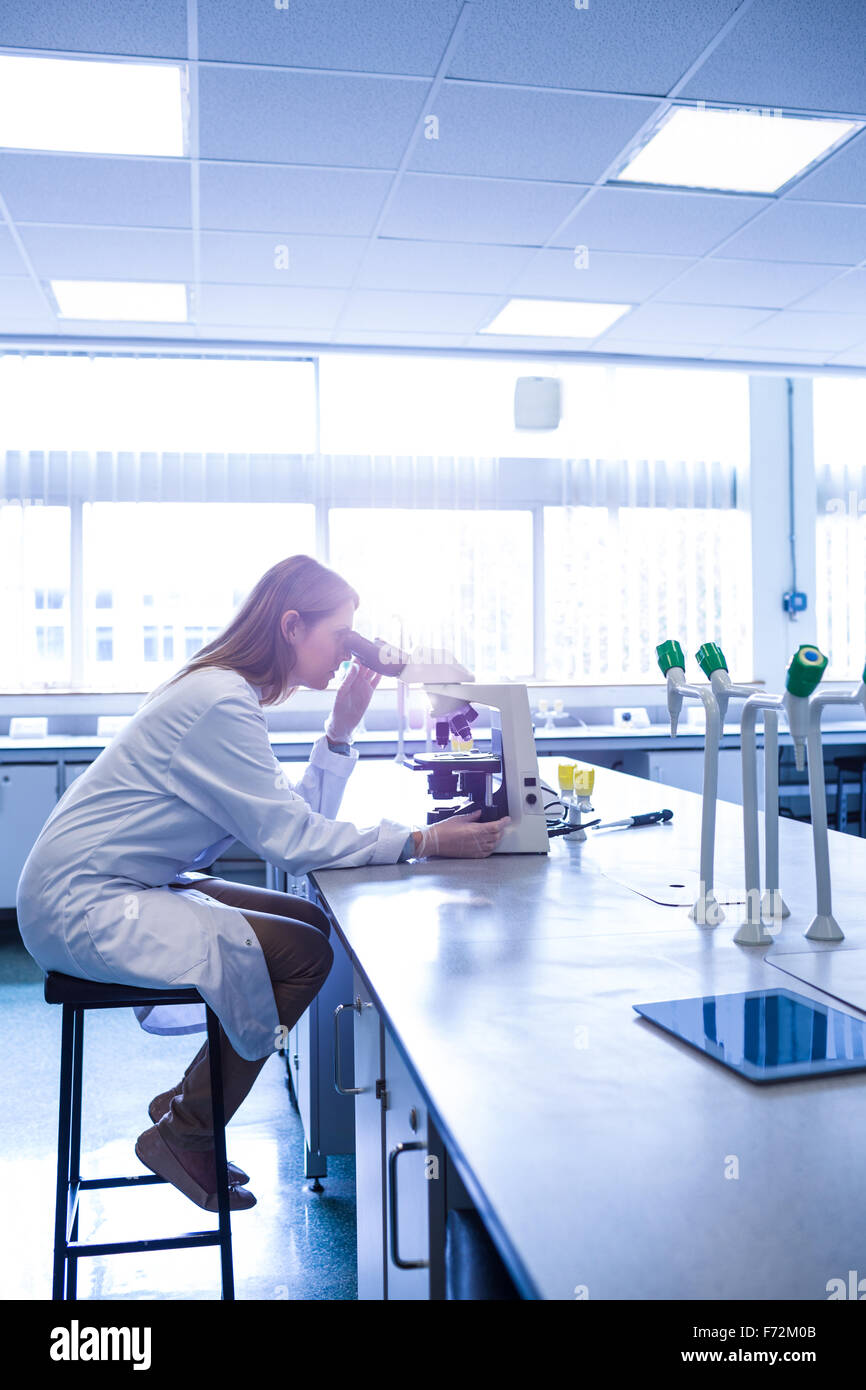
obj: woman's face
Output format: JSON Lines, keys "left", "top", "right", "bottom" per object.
{"left": 281, "top": 599, "right": 356, "bottom": 690}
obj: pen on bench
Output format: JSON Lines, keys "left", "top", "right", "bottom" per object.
{"left": 591, "top": 809, "right": 674, "bottom": 831}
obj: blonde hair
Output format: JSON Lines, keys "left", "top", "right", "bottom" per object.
{"left": 144, "top": 554, "right": 359, "bottom": 708}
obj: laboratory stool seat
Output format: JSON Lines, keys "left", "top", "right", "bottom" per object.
{"left": 44, "top": 970, "right": 235, "bottom": 1301}
{"left": 833, "top": 756, "right": 866, "bottom": 837}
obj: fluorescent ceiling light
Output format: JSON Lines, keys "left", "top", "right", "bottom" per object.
{"left": 613, "top": 105, "right": 861, "bottom": 194}
{"left": 480, "top": 298, "right": 631, "bottom": 337}
{"left": 0, "top": 55, "right": 185, "bottom": 156}
{"left": 51, "top": 281, "right": 189, "bottom": 322}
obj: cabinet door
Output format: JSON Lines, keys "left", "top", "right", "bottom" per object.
{"left": 648, "top": 749, "right": 744, "bottom": 804}
{"left": 61, "top": 762, "right": 92, "bottom": 792}
{"left": 295, "top": 1004, "right": 313, "bottom": 1143}
{"left": 353, "top": 967, "right": 387, "bottom": 1300}
{"left": 1, "top": 763, "right": 59, "bottom": 909}
{"left": 384, "top": 1029, "right": 430, "bottom": 1300}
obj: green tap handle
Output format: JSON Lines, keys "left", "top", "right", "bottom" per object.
{"left": 696, "top": 642, "right": 728, "bottom": 677}
{"left": 785, "top": 644, "right": 828, "bottom": 697}
{"left": 656, "top": 639, "right": 685, "bottom": 674}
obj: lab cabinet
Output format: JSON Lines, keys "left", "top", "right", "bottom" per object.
{"left": 348, "top": 970, "right": 432, "bottom": 1300}
{"left": 383, "top": 1028, "right": 431, "bottom": 1299}
{"left": 352, "top": 967, "right": 388, "bottom": 1299}
{"left": 283, "top": 902, "right": 356, "bottom": 1182}
{"left": 62, "top": 762, "right": 92, "bottom": 791}
{"left": 0, "top": 762, "right": 59, "bottom": 909}
{"left": 646, "top": 748, "right": 744, "bottom": 804}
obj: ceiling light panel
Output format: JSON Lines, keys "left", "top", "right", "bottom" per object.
{"left": 614, "top": 105, "right": 861, "bottom": 195}
{"left": 50, "top": 280, "right": 189, "bottom": 321}
{"left": 0, "top": 54, "right": 186, "bottom": 157}
{"left": 481, "top": 298, "right": 631, "bottom": 337}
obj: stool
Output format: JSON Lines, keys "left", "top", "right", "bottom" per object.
{"left": 44, "top": 971, "right": 235, "bottom": 1301}
{"left": 833, "top": 756, "right": 866, "bottom": 837}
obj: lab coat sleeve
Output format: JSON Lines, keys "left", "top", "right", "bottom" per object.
{"left": 277, "top": 734, "right": 357, "bottom": 820}
{"left": 166, "top": 692, "right": 411, "bottom": 876}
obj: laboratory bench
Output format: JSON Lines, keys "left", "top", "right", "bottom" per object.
{"left": 287, "top": 756, "right": 866, "bottom": 1300}
{"left": 3, "top": 720, "right": 866, "bottom": 913}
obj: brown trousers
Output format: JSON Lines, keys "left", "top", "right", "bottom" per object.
{"left": 158, "top": 877, "right": 334, "bottom": 1152}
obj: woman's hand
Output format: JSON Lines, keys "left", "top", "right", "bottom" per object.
{"left": 413, "top": 810, "right": 511, "bottom": 859}
{"left": 326, "top": 660, "right": 382, "bottom": 742}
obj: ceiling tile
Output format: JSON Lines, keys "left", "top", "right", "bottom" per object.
{"left": 720, "top": 201, "right": 866, "bottom": 264}
{"left": 381, "top": 173, "right": 588, "bottom": 245}
{"left": 337, "top": 289, "right": 500, "bottom": 333}
{"left": 197, "top": 0, "right": 463, "bottom": 74}
{"left": 199, "top": 163, "right": 392, "bottom": 234}
{"left": 47, "top": 321, "right": 193, "bottom": 337}
{"left": 197, "top": 284, "right": 344, "bottom": 327}
{"left": 448, "top": 0, "right": 744, "bottom": 95}
{"left": 461, "top": 333, "right": 597, "bottom": 352}
{"left": 0, "top": 1, "right": 187, "bottom": 57}
{"left": 793, "top": 271, "right": 866, "bottom": 314}
{"left": 200, "top": 231, "right": 367, "bottom": 286}
{"left": 680, "top": 0, "right": 866, "bottom": 111}
{"left": 331, "top": 330, "right": 471, "bottom": 346}
{"left": 0, "top": 227, "right": 26, "bottom": 275}
{"left": 786, "top": 130, "right": 866, "bottom": 204}
{"left": 586, "top": 339, "right": 717, "bottom": 360}
{"left": 194, "top": 326, "right": 326, "bottom": 342}
{"left": 656, "top": 257, "right": 840, "bottom": 308}
{"left": 737, "top": 310, "right": 866, "bottom": 351}
{"left": 357, "top": 239, "right": 535, "bottom": 293}
{"left": 824, "top": 345, "right": 866, "bottom": 366}
{"left": 198, "top": 67, "right": 426, "bottom": 166}
{"left": 709, "top": 345, "right": 838, "bottom": 364}
{"left": 0, "top": 277, "right": 54, "bottom": 322}
{"left": 408, "top": 85, "right": 653, "bottom": 183}
{"left": 20, "top": 226, "right": 195, "bottom": 280}
{"left": 510, "top": 248, "right": 692, "bottom": 300}
{"left": 600, "top": 302, "right": 770, "bottom": 343}
{"left": 551, "top": 186, "right": 771, "bottom": 256}
{"left": 0, "top": 153, "right": 191, "bottom": 226}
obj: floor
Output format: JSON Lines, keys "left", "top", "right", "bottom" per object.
{"left": 0, "top": 924, "right": 358, "bottom": 1301}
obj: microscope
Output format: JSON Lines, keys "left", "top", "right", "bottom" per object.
{"left": 346, "top": 633, "right": 550, "bottom": 855}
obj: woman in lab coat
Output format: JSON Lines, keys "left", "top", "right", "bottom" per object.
{"left": 17, "top": 554, "right": 506, "bottom": 1213}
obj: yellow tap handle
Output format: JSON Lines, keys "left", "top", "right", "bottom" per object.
{"left": 574, "top": 767, "right": 595, "bottom": 796}
{"left": 557, "top": 761, "right": 576, "bottom": 792}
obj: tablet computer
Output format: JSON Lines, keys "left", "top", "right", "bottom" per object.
{"left": 633, "top": 988, "right": 866, "bottom": 1083}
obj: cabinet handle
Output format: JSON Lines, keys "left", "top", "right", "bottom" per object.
{"left": 333, "top": 998, "right": 364, "bottom": 1095}
{"left": 388, "top": 1142, "right": 429, "bottom": 1271}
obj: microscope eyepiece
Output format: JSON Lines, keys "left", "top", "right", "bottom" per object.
{"left": 345, "top": 632, "right": 409, "bottom": 677}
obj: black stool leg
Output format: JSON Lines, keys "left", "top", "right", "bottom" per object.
{"left": 52, "top": 1005, "right": 74, "bottom": 1299}
{"left": 206, "top": 1006, "right": 234, "bottom": 1300}
{"left": 837, "top": 766, "right": 848, "bottom": 833}
{"left": 66, "top": 1007, "right": 85, "bottom": 1299}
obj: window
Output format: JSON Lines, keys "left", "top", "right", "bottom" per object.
{"left": 81, "top": 502, "right": 316, "bottom": 691}
{"left": 814, "top": 377, "right": 866, "bottom": 680}
{"left": 1, "top": 350, "right": 753, "bottom": 691}
{"left": 0, "top": 505, "right": 70, "bottom": 690}
{"left": 329, "top": 505, "right": 534, "bottom": 678}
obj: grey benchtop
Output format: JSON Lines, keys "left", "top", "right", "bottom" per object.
{"left": 310, "top": 755, "right": 866, "bottom": 1301}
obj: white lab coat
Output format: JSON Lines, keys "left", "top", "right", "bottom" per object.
{"left": 16, "top": 668, "right": 412, "bottom": 1060}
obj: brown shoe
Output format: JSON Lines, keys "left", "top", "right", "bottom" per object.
{"left": 148, "top": 1088, "right": 250, "bottom": 1186}
{"left": 135, "top": 1125, "right": 257, "bottom": 1212}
